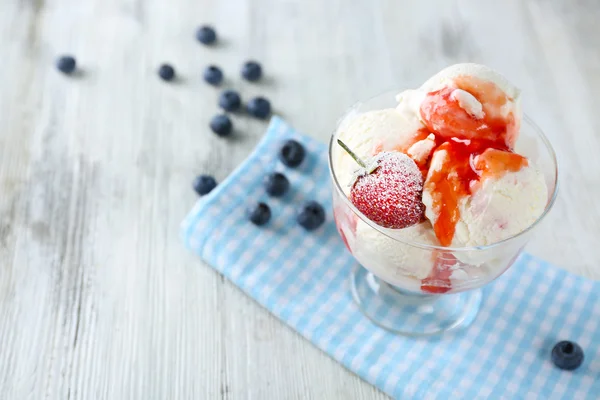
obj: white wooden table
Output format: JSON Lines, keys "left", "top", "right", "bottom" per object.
{"left": 1, "top": 0, "right": 598, "bottom": 398}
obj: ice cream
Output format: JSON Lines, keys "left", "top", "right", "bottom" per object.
{"left": 331, "top": 63, "right": 550, "bottom": 292}
{"left": 423, "top": 146, "right": 547, "bottom": 247}
{"left": 353, "top": 220, "right": 437, "bottom": 289}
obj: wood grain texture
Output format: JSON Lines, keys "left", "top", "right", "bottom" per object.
{"left": 0, "top": 0, "right": 598, "bottom": 398}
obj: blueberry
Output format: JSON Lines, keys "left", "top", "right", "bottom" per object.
{"left": 219, "top": 90, "right": 242, "bottom": 112}
{"left": 209, "top": 114, "right": 233, "bottom": 137}
{"left": 551, "top": 341, "right": 584, "bottom": 370}
{"left": 264, "top": 172, "right": 290, "bottom": 197}
{"left": 248, "top": 202, "right": 271, "bottom": 226}
{"left": 241, "top": 61, "right": 262, "bottom": 81}
{"left": 279, "top": 139, "right": 305, "bottom": 168}
{"left": 247, "top": 97, "right": 271, "bottom": 119}
{"left": 297, "top": 201, "right": 326, "bottom": 231}
{"left": 56, "top": 55, "right": 76, "bottom": 74}
{"left": 196, "top": 26, "right": 217, "bottom": 45}
{"left": 158, "top": 64, "right": 176, "bottom": 81}
{"left": 203, "top": 65, "right": 223, "bottom": 85}
{"left": 192, "top": 175, "right": 217, "bottom": 196}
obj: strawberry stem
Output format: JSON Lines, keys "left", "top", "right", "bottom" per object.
{"left": 337, "top": 139, "right": 367, "bottom": 168}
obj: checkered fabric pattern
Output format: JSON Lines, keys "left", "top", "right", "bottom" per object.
{"left": 181, "top": 117, "right": 600, "bottom": 399}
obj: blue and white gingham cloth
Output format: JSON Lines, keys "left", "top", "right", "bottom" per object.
{"left": 182, "top": 117, "right": 600, "bottom": 399}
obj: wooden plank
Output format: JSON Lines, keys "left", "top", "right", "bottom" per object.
{"left": 0, "top": 0, "right": 598, "bottom": 399}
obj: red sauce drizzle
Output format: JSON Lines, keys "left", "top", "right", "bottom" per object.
{"left": 415, "top": 76, "right": 525, "bottom": 292}
{"left": 418, "top": 76, "right": 525, "bottom": 247}
{"left": 421, "top": 251, "right": 456, "bottom": 294}
{"left": 422, "top": 140, "right": 527, "bottom": 247}
{"left": 420, "top": 86, "right": 515, "bottom": 148}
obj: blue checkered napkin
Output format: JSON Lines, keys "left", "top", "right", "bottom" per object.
{"left": 181, "top": 117, "right": 600, "bottom": 399}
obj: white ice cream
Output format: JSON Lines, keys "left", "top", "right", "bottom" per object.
{"left": 456, "top": 167, "right": 547, "bottom": 247}
{"left": 407, "top": 133, "right": 437, "bottom": 165}
{"left": 332, "top": 63, "right": 550, "bottom": 289}
{"left": 352, "top": 220, "right": 437, "bottom": 285}
{"left": 397, "top": 63, "right": 523, "bottom": 147}
{"left": 420, "top": 63, "right": 521, "bottom": 101}
{"left": 450, "top": 89, "right": 484, "bottom": 119}
{"left": 422, "top": 148, "right": 548, "bottom": 248}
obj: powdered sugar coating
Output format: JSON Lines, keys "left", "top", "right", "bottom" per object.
{"left": 350, "top": 152, "right": 425, "bottom": 229}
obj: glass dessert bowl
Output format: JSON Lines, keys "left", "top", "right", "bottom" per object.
{"left": 328, "top": 85, "right": 558, "bottom": 336}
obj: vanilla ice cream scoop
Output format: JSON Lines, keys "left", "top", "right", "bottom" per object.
{"left": 353, "top": 220, "right": 438, "bottom": 282}
{"left": 396, "top": 63, "right": 522, "bottom": 150}
{"left": 423, "top": 147, "right": 548, "bottom": 248}
{"left": 420, "top": 63, "right": 521, "bottom": 101}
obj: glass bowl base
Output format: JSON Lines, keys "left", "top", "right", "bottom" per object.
{"left": 350, "top": 264, "right": 482, "bottom": 337}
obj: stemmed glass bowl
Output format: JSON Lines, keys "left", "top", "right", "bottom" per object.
{"left": 328, "top": 90, "right": 559, "bottom": 336}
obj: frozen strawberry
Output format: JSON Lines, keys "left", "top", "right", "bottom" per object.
{"left": 337, "top": 140, "right": 425, "bottom": 229}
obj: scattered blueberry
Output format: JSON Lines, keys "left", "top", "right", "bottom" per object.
{"left": 196, "top": 26, "right": 217, "bottom": 45}
{"left": 297, "top": 201, "right": 326, "bottom": 231}
{"left": 192, "top": 175, "right": 217, "bottom": 196}
{"left": 247, "top": 97, "right": 271, "bottom": 119}
{"left": 203, "top": 65, "right": 223, "bottom": 85}
{"left": 56, "top": 55, "right": 76, "bottom": 74}
{"left": 241, "top": 61, "right": 262, "bottom": 81}
{"left": 264, "top": 172, "right": 290, "bottom": 197}
{"left": 219, "top": 90, "right": 242, "bottom": 112}
{"left": 248, "top": 202, "right": 271, "bottom": 226}
{"left": 551, "top": 341, "right": 584, "bottom": 371}
{"left": 210, "top": 114, "right": 233, "bottom": 137}
{"left": 279, "top": 139, "right": 305, "bottom": 167}
{"left": 158, "top": 64, "right": 176, "bottom": 81}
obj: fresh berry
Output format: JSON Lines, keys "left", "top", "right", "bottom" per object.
{"left": 210, "top": 114, "right": 233, "bottom": 137}
{"left": 219, "top": 90, "right": 242, "bottom": 112}
{"left": 203, "top": 65, "right": 223, "bottom": 85}
{"left": 264, "top": 172, "right": 289, "bottom": 197}
{"left": 158, "top": 64, "right": 176, "bottom": 81}
{"left": 56, "top": 55, "right": 76, "bottom": 74}
{"left": 337, "top": 140, "right": 425, "bottom": 229}
{"left": 297, "top": 201, "right": 326, "bottom": 231}
{"left": 247, "top": 97, "right": 271, "bottom": 119}
{"left": 551, "top": 341, "right": 584, "bottom": 370}
{"left": 241, "top": 61, "right": 262, "bottom": 81}
{"left": 248, "top": 202, "right": 271, "bottom": 226}
{"left": 279, "top": 140, "right": 305, "bottom": 167}
{"left": 192, "top": 175, "right": 217, "bottom": 196}
{"left": 196, "top": 26, "right": 217, "bottom": 45}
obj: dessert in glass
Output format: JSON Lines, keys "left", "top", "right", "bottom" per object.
{"left": 328, "top": 64, "right": 558, "bottom": 336}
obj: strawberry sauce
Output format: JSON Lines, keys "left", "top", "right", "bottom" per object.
{"left": 418, "top": 76, "right": 524, "bottom": 248}
{"left": 421, "top": 252, "right": 456, "bottom": 294}
{"left": 420, "top": 76, "right": 518, "bottom": 149}
{"left": 423, "top": 140, "right": 527, "bottom": 247}
{"left": 416, "top": 77, "right": 524, "bottom": 292}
